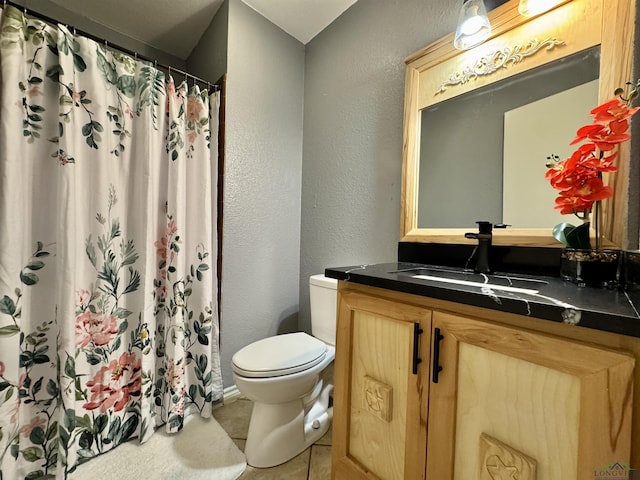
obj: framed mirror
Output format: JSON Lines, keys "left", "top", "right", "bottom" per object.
{"left": 400, "top": 0, "right": 635, "bottom": 247}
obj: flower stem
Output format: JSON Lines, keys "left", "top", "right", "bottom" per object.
{"left": 595, "top": 200, "right": 601, "bottom": 251}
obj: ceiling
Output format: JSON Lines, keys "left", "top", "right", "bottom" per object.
{"left": 47, "top": 0, "right": 358, "bottom": 60}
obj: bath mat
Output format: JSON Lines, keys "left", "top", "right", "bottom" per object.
{"left": 69, "top": 415, "right": 247, "bottom": 480}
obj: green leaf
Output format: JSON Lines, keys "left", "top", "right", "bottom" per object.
{"left": 120, "top": 415, "right": 138, "bottom": 442}
{"left": 33, "top": 377, "right": 43, "bottom": 395}
{"left": 78, "top": 430, "right": 93, "bottom": 449}
{"left": 565, "top": 222, "right": 591, "bottom": 249}
{"left": 552, "top": 222, "right": 574, "bottom": 247}
{"left": 64, "top": 409, "right": 76, "bottom": 431}
{"left": 26, "top": 260, "right": 45, "bottom": 271}
{"left": 75, "top": 413, "right": 90, "bottom": 430}
{"left": 113, "top": 308, "right": 132, "bottom": 320}
{"left": 64, "top": 356, "right": 75, "bottom": 378}
{"left": 0, "top": 295, "right": 16, "bottom": 315}
{"left": 86, "top": 352, "right": 101, "bottom": 365}
{"left": 20, "top": 271, "right": 39, "bottom": 286}
{"left": 0, "top": 325, "right": 20, "bottom": 336}
{"left": 72, "top": 52, "right": 86, "bottom": 72}
{"left": 94, "top": 413, "right": 108, "bottom": 434}
{"left": 10, "top": 443, "right": 18, "bottom": 460}
{"left": 81, "top": 122, "right": 93, "bottom": 137}
{"left": 46, "top": 64, "right": 62, "bottom": 83}
{"left": 98, "top": 51, "right": 118, "bottom": 84}
{"left": 22, "top": 446, "right": 44, "bottom": 462}
{"left": 117, "top": 75, "right": 136, "bottom": 98}
{"left": 29, "top": 426, "right": 46, "bottom": 445}
{"left": 59, "top": 427, "right": 69, "bottom": 448}
{"left": 46, "top": 379, "right": 59, "bottom": 397}
{"left": 117, "top": 318, "right": 129, "bottom": 333}
{"left": 46, "top": 421, "right": 57, "bottom": 441}
{"left": 168, "top": 415, "right": 183, "bottom": 430}
{"left": 107, "top": 416, "right": 122, "bottom": 443}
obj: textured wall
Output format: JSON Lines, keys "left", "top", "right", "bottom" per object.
{"left": 14, "top": 0, "right": 185, "bottom": 67}
{"left": 188, "top": 1, "right": 229, "bottom": 85}
{"left": 298, "top": 0, "right": 460, "bottom": 332}
{"left": 191, "top": 0, "right": 305, "bottom": 387}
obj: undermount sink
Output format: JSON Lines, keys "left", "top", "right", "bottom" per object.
{"left": 390, "top": 267, "right": 548, "bottom": 295}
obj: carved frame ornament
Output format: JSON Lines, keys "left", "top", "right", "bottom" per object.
{"left": 435, "top": 38, "right": 566, "bottom": 95}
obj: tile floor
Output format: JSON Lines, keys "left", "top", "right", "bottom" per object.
{"left": 213, "top": 398, "right": 332, "bottom": 480}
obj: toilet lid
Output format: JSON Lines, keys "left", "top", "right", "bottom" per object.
{"left": 231, "top": 332, "right": 327, "bottom": 378}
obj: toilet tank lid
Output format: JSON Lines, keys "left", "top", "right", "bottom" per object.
{"left": 232, "top": 332, "right": 327, "bottom": 376}
{"left": 310, "top": 274, "right": 337, "bottom": 289}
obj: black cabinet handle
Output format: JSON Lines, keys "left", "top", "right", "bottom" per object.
{"left": 432, "top": 328, "right": 444, "bottom": 383}
{"left": 412, "top": 322, "right": 423, "bottom": 375}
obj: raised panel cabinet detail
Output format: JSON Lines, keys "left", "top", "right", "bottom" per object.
{"left": 426, "top": 311, "right": 635, "bottom": 480}
{"left": 332, "top": 288, "right": 431, "bottom": 480}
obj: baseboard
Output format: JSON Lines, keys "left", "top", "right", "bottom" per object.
{"left": 223, "top": 384, "right": 242, "bottom": 404}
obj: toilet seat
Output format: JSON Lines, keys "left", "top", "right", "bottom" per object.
{"left": 232, "top": 332, "right": 328, "bottom": 378}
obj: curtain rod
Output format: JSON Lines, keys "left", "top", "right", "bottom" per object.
{"left": 2, "top": 0, "right": 220, "bottom": 92}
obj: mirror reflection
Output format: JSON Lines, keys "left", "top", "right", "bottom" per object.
{"left": 418, "top": 47, "right": 600, "bottom": 229}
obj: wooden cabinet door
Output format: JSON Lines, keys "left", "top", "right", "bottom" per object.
{"left": 426, "top": 311, "right": 635, "bottom": 480}
{"left": 332, "top": 288, "right": 432, "bottom": 480}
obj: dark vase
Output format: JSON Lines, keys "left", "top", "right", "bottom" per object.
{"left": 560, "top": 248, "right": 621, "bottom": 288}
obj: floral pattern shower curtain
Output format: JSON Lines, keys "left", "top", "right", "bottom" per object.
{"left": 0, "top": 6, "right": 222, "bottom": 479}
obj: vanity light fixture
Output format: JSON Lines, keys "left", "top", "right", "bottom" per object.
{"left": 453, "top": 0, "right": 492, "bottom": 50}
{"left": 518, "top": 0, "right": 563, "bottom": 16}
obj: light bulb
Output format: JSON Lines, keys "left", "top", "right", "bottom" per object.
{"left": 454, "top": 0, "right": 492, "bottom": 50}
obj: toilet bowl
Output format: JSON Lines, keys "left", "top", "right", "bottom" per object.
{"left": 231, "top": 274, "right": 337, "bottom": 468}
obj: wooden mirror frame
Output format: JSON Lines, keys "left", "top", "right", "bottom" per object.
{"left": 400, "top": 0, "right": 635, "bottom": 247}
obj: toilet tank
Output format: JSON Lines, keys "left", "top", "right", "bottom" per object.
{"left": 309, "top": 274, "right": 337, "bottom": 346}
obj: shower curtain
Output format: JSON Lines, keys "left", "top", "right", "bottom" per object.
{"left": 0, "top": 6, "right": 222, "bottom": 479}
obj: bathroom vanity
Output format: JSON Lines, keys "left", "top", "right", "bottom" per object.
{"left": 327, "top": 263, "right": 640, "bottom": 479}
{"left": 326, "top": 0, "right": 640, "bottom": 477}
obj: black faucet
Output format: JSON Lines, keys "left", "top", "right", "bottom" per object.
{"left": 465, "top": 221, "right": 493, "bottom": 274}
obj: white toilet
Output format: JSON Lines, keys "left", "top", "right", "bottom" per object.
{"left": 231, "top": 274, "right": 337, "bottom": 468}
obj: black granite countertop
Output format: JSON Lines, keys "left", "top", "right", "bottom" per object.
{"left": 325, "top": 262, "right": 640, "bottom": 338}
